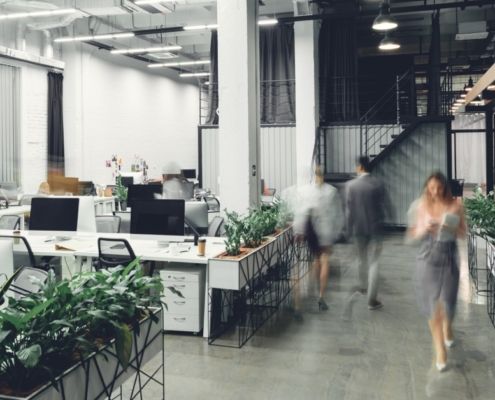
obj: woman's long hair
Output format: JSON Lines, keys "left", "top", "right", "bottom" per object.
{"left": 422, "top": 171, "right": 453, "bottom": 209}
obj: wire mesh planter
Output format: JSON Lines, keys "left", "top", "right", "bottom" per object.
{"left": 486, "top": 243, "right": 495, "bottom": 329}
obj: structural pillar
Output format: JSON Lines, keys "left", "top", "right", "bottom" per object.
{"left": 217, "top": 0, "right": 260, "bottom": 214}
{"left": 294, "top": 8, "right": 319, "bottom": 184}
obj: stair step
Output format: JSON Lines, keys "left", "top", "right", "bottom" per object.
{"left": 370, "top": 155, "right": 377, "bottom": 158}
{"left": 391, "top": 134, "right": 398, "bottom": 139}
{"left": 380, "top": 145, "right": 387, "bottom": 148}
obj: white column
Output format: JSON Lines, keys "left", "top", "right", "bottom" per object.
{"left": 294, "top": 19, "right": 319, "bottom": 184}
{"left": 217, "top": 0, "right": 260, "bottom": 215}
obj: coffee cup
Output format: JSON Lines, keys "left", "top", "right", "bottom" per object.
{"left": 13, "top": 230, "right": 21, "bottom": 245}
{"left": 169, "top": 243, "right": 178, "bottom": 256}
{"left": 198, "top": 237, "right": 206, "bottom": 256}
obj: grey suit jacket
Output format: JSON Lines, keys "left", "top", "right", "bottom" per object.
{"left": 346, "top": 174, "right": 385, "bottom": 237}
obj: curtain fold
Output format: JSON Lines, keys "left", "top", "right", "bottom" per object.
{"left": 0, "top": 64, "right": 20, "bottom": 184}
{"left": 427, "top": 11, "right": 441, "bottom": 116}
{"left": 205, "top": 30, "right": 219, "bottom": 125}
{"left": 47, "top": 72, "right": 65, "bottom": 180}
{"left": 319, "top": 18, "right": 360, "bottom": 123}
{"left": 259, "top": 24, "right": 295, "bottom": 124}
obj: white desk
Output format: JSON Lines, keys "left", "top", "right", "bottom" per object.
{"left": 0, "top": 206, "right": 31, "bottom": 229}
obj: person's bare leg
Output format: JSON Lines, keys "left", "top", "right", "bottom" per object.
{"left": 319, "top": 251, "right": 330, "bottom": 299}
{"left": 443, "top": 311, "right": 454, "bottom": 344}
{"left": 429, "top": 303, "right": 447, "bottom": 368}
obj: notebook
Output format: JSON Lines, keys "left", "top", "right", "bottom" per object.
{"left": 437, "top": 212, "right": 460, "bottom": 242}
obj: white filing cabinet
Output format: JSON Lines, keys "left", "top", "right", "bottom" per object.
{"left": 160, "top": 264, "right": 205, "bottom": 334}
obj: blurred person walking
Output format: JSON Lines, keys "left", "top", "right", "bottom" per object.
{"left": 294, "top": 166, "right": 343, "bottom": 311}
{"left": 408, "top": 171, "right": 466, "bottom": 372}
{"left": 346, "top": 156, "right": 386, "bottom": 311}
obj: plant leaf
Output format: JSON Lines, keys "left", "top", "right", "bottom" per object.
{"left": 0, "top": 330, "right": 11, "bottom": 343}
{"left": 115, "top": 323, "right": 132, "bottom": 371}
{"left": 122, "top": 258, "right": 140, "bottom": 279}
{"left": 0, "top": 311, "right": 22, "bottom": 330}
{"left": 20, "top": 298, "right": 56, "bottom": 323}
{"left": 16, "top": 344, "right": 42, "bottom": 369}
{"left": 0, "top": 267, "right": 23, "bottom": 300}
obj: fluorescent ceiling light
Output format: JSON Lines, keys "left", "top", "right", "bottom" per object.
{"left": 55, "top": 32, "right": 135, "bottom": 43}
{"left": 258, "top": 19, "right": 278, "bottom": 26}
{"left": 135, "top": 0, "right": 165, "bottom": 4}
{"left": 460, "top": 93, "right": 466, "bottom": 98}
{"left": 0, "top": 8, "right": 76, "bottom": 20}
{"left": 488, "top": 84, "right": 495, "bottom": 90}
{"left": 183, "top": 24, "right": 218, "bottom": 31}
{"left": 148, "top": 60, "right": 210, "bottom": 68}
{"left": 111, "top": 45, "right": 181, "bottom": 54}
{"left": 180, "top": 72, "right": 210, "bottom": 77}
{"left": 456, "top": 98, "right": 466, "bottom": 103}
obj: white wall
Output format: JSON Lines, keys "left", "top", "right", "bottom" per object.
{"left": 63, "top": 43, "right": 199, "bottom": 185}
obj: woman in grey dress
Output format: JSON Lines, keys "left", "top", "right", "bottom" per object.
{"left": 408, "top": 172, "right": 466, "bottom": 372}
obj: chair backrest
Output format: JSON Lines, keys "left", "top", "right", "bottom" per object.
{"left": 450, "top": 179, "right": 464, "bottom": 198}
{"left": 19, "top": 194, "right": 36, "bottom": 206}
{"left": 203, "top": 196, "right": 220, "bottom": 212}
{"left": 97, "top": 238, "right": 136, "bottom": 270}
{"left": 0, "top": 235, "right": 36, "bottom": 269}
{"left": 208, "top": 216, "right": 224, "bottom": 237}
{"left": 113, "top": 211, "right": 130, "bottom": 233}
{"left": 267, "top": 188, "right": 276, "bottom": 196}
{"left": 10, "top": 267, "right": 49, "bottom": 300}
{"left": 0, "top": 215, "right": 21, "bottom": 230}
{"left": 181, "top": 181, "right": 194, "bottom": 200}
{"left": 96, "top": 216, "right": 121, "bottom": 233}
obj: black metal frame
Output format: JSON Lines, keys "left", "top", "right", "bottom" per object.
{"left": 468, "top": 231, "right": 480, "bottom": 289}
{"left": 485, "top": 242, "right": 495, "bottom": 328}
{"left": 208, "top": 228, "right": 313, "bottom": 348}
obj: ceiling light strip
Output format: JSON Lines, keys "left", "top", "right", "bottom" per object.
{"left": 135, "top": 0, "right": 164, "bottom": 4}
{"left": 55, "top": 32, "right": 135, "bottom": 43}
{"left": 148, "top": 60, "right": 210, "bottom": 68}
{"left": 111, "top": 45, "right": 182, "bottom": 54}
{"left": 0, "top": 8, "right": 76, "bottom": 20}
{"left": 180, "top": 72, "right": 210, "bottom": 77}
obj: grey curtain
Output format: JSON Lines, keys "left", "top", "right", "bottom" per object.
{"left": 0, "top": 64, "right": 20, "bottom": 183}
{"left": 319, "top": 18, "right": 360, "bottom": 123}
{"left": 205, "top": 30, "right": 219, "bottom": 125}
{"left": 427, "top": 11, "right": 441, "bottom": 116}
{"left": 260, "top": 24, "right": 295, "bottom": 124}
{"left": 47, "top": 72, "right": 65, "bottom": 178}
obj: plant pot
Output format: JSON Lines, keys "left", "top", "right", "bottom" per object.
{"left": 0, "top": 308, "right": 163, "bottom": 400}
{"left": 119, "top": 201, "right": 127, "bottom": 212}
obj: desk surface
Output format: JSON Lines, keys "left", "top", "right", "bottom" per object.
{"left": 0, "top": 205, "right": 31, "bottom": 217}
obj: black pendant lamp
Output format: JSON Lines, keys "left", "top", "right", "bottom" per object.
{"left": 373, "top": 1, "right": 398, "bottom": 31}
{"left": 464, "top": 76, "right": 474, "bottom": 92}
{"left": 379, "top": 32, "right": 400, "bottom": 50}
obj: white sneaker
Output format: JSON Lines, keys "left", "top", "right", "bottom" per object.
{"left": 436, "top": 362, "right": 447, "bottom": 372}
{"left": 444, "top": 339, "right": 454, "bottom": 348}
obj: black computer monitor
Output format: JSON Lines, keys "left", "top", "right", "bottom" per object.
{"left": 120, "top": 176, "right": 134, "bottom": 188}
{"left": 181, "top": 169, "right": 196, "bottom": 179}
{"left": 30, "top": 198, "right": 79, "bottom": 231}
{"left": 131, "top": 199, "right": 185, "bottom": 236}
{"left": 185, "top": 202, "right": 208, "bottom": 235}
{"left": 127, "top": 184, "right": 163, "bottom": 208}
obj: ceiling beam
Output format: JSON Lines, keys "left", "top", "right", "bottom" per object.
{"left": 465, "top": 63, "right": 495, "bottom": 104}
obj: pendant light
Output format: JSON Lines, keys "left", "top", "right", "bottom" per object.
{"left": 464, "top": 77, "right": 474, "bottom": 92}
{"left": 373, "top": 1, "right": 398, "bottom": 31}
{"left": 379, "top": 33, "right": 400, "bottom": 50}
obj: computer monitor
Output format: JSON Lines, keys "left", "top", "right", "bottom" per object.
{"left": 181, "top": 169, "right": 196, "bottom": 180}
{"left": 120, "top": 172, "right": 143, "bottom": 185}
{"left": 78, "top": 181, "right": 94, "bottom": 196}
{"left": 185, "top": 201, "right": 208, "bottom": 235}
{"left": 127, "top": 185, "right": 163, "bottom": 208}
{"left": 120, "top": 176, "right": 134, "bottom": 188}
{"left": 0, "top": 182, "right": 18, "bottom": 201}
{"left": 130, "top": 199, "right": 185, "bottom": 236}
{"left": 30, "top": 198, "right": 79, "bottom": 231}
{"left": 74, "top": 196, "right": 97, "bottom": 232}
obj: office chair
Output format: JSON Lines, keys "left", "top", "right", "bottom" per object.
{"left": 0, "top": 215, "right": 21, "bottom": 230}
{"left": 113, "top": 211, "right": 130, "bottom": 233}
{"left": 450, "top": 179, "right": 465, "bottom": 198}
{"left": 97, "top": 238, "right": 137, "bottom": 271}
{"left": 19, "top": 195, "right": 36, "bottom": 206}
{"left": 208, "top": 216, "right": 224, "bottom": 237}
{"left": 96, "top": 216, "right": 121, "bottom": 233}
{"left": 203, "top": 196, "right": 220, "bottom": 212}
{"left": 267, "top": 188, "right": 276, "bottom": 196}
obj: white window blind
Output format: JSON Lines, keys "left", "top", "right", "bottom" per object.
{"left": 0, "top": 63, "right": 20, "bottom": 184}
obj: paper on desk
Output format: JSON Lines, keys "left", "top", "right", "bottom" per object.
{"left": 55, "top": 240, "right": 90, "bottom": 251}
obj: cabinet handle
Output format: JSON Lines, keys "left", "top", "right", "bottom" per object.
{"left": 174, "top": 301, "right": 186, "bottom": 305}
{"left": 173, "top": 285, "right": 185, "bottom": 289}
{"left": 173, "top": 276, "right": 185, "bottom": 280}
{"left": 174, "top": 318, "right": 186, "bottom": 322}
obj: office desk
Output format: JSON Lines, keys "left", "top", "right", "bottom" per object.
{"left": 0, "top": 205, "right": 31, "bottom": 228}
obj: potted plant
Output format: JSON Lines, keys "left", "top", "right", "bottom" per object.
{"left": 114, "top": 175, "right": 128, "bottom": 211}
{"left": 0, "top": 259, "right": 177, "bottom": 399}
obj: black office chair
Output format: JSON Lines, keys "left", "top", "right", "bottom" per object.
{"left": 208, "top": 216, "right": 224, "bottom": 237}
{"left": 0, "top": 215, "right": 21, "bottom": 230}
{"left": 113, "top": 211, "right": 130, "bottom": 233}
{"left": 203, "top": 196, "right": 220, "bottom": 212}
{"left": 267, "top": 188, "right": 276, "bottom": 196}
{"left": 96, "top": 216, "right": 121, "bottom": 233}
{"left": 450, "top": 179, "right": 465, "bottom": 198}
{"left": 19, "top": 194, "right": 36, "bottom": 206}
{"left": 97, "top": 238, "right": 137, "bottom": 271}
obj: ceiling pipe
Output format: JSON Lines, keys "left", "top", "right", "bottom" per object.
{"left": 15, "top": 20, "right": 27, "bottom": 52}
{"left": 41, "top": 29, "right": 53, "bottom": 59}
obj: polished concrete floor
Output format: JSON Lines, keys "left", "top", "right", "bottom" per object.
{"left": 121, "top": 233, "right": 495, "bottom": 400}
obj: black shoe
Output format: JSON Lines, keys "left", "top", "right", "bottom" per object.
{"left": 318, "top": 297, "right": 329, "bottom": 310}
{"left": 367, "top": 300, "right": 383, "bottom": 310}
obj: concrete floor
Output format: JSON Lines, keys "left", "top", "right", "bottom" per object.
{"left": 121, "top": 233, "right": 495, "bottom": 400}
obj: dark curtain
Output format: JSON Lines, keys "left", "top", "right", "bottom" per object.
{"left": 259, "top": 24, "right": 295, "bottom": 124}
{"left": 47, "top": 72, "right": 65, "bottom": 180}
{"left": 205, "top": 30, "right": 219, "bottom": 125}
{"left": 427, "top": 11, "right": 441, "bottom": 116}
{"left": 319, "top": 18, "right": 360, "bottom": 123}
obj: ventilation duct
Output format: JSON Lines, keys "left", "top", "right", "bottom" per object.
{"left": 42, "top": 29, "right": 53, "bottom": 58}
{"left": 456, "top": 21, "right": 489, "bottom": 41}
{"left": 15, "top": 20, "right": 27, "bottom": 51}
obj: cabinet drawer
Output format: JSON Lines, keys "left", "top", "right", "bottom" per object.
{"left": 160, "top": 270, "right": 199, "bottom": 283}
{"left": 163, "top": 313, "right": 202, "bottom": 333}
{"left": 163, "top": 282, "right": 199, "bottom": 299}
{"left": 161, "top": 297, "right": 199, "bottom": 315}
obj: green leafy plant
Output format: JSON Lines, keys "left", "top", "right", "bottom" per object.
{"left": 114, "top": 175, "right": 128, "bottom": 202}
{"left": 242, "top": 212, "right": 266, "bottom": 248}
{"left": 464, "top": 189, "right": 495, "bottom": 242}
{"left": 223, "top": 210, "right": 243, "bottom": 256}
{"left": 0, "top": 260, "right": 179, "bottom": 396}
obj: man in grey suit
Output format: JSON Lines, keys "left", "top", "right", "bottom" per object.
{"left": 346, "top": 156, "right": 385, "bottom": 310}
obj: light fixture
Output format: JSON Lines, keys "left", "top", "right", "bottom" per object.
{"left": 456, "top": 98, "right": 466, "bottom": 103}
{"left": 180, "top": 72, "right": 210, "bottom": 77}
{"left": 460, "top": 93, "right": 467, "bottom": 98}
{"left": 135, "top": 0, "right": 164, "bottom": 4}
{"left": 111, "top": 45, "right": 181, "bottom": 54}
{"left": 148, "top": 60, "right": 210, "bottom": 68}
{"left": 373, "top": 1, "right": 398, "bottom": 31}
{"left": 464, "top": 76, "right": 474, "bottom": 92}
{"left": 0, "top": 8, "right": 76, "bottom": 20}
{"left": 488, "top": 84, "right": 495, "bottom": 90}
{"left": 258, "top": 19, "right": 278, "bottom": 26}
{"left": 379, "top": 33, "right": 400, "bottom": 50}
{"left": 55, "top": 32, "right": 135, "bottom": 43}
{"left": 183, "top": 24, "right": 218, "bottom": 31}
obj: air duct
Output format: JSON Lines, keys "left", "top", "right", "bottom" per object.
{"left": 15, "top": 20, "right": 27, "bottom": 52}
{"left": 42, "top": 29, "right": 53, "bottom": 59}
